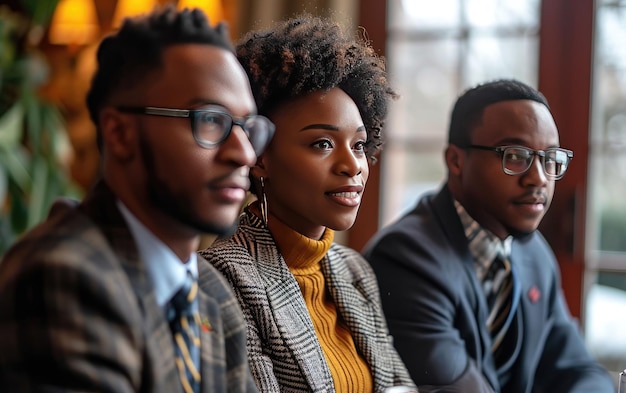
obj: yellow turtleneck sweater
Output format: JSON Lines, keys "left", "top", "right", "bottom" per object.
{"left": 261, "top": 207, "right": 373, "bottom": 393}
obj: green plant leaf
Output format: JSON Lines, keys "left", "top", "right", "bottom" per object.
{"left": 21, "top": 0, "right": 60, "bottom": 26}
{"left": 0, "top": 162, "right": 6, "bottom": 214}
{"left": 0, "top": 0, "right": 84, "bottom": 255}
{"left": 42, "top": 101, "right": 69, "bottom": 160}
{"left": 0, "top": 103, "right": 24, "bottom": 147}
{"left": 23, "top": 91, "right": 42, "bottom": 152}
{"left": 27, "top": 155, "right": 47, "bottom": 228}
{"left": 0, "top": 147, "right": 31, "bottom": 192}
{"left": 0, "top": 215, "right": 16, "bottom": 255}
{"left": 8, "top": 183, "right": 28, "bottom": 235}
{"left": 0, "top": 15, "right": 17, "bottom": 72}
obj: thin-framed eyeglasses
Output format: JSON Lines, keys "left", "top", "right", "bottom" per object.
{"left": 117, "top": 106, "right": 275, "bottom": 156}
{"left": 465, "top": 145, "right": 574, "bottom": 180}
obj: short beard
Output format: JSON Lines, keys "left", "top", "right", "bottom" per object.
{"left": 137, "top": 128, "right": 237, "bottom": 237}
{"left": 507, "top": 226, "right": 535, "bottom": 241}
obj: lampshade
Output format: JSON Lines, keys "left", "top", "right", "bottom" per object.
{"left": 49, "top": 0, "right": 100, "bottom": 46}
{"left": 177, "top": 0, "right": 224, "bottom": 25}
{"left": 112, "top": 0, "right": 159, "bottom": 28}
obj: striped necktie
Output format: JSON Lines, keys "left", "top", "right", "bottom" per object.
{"left": 483, "top": 252, "right": 514, "bottom": 358}
{"left": 169, "top": 272, "right": 201, "bottom": 393}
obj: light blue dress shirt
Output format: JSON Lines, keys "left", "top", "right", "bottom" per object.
{"left": 117, "top": 201, "right": 198, "bottom": 309}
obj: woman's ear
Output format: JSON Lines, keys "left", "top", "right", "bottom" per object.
{"left": 445, "top": 144, "right": 464, "bottom": 177}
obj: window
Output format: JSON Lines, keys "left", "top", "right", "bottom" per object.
{"left": 382, "top": 0, "right": 540, "bottom": 226}
{"left": 585, "top": 0, "right": 626, "bottom": 373}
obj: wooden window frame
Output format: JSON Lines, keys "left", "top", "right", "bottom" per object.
{"left": 351, "top": 0, "right": 593, "bottom": 318}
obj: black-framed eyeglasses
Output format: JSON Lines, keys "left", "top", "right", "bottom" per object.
{"left": 117, "top": 106, "right": 275, "bottom": 156}
{"left": 465, "top": 145, "right": 574, "bottom": 180}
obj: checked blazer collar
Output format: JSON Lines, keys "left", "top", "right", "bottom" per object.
{"left": 237, "top": 209, "right": 405, "bottom": 391}
{"left": 78, "top": 180, "right": 228, "bottom": 393}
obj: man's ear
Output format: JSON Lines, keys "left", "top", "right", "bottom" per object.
{"left": 99, "top": 108, "right": 137, "bottom": 162}
{"left": 445, "top": 144, "right": 464, "bottom": 177}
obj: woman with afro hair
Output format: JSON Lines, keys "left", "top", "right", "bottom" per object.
{"left": 199, "top": 14, "right": 416, "bottom": 392}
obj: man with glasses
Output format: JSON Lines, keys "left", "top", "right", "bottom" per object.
{"left": 363, "top": 79, "right": 614, "bottom": 392}
{"left": 0, "top": 6, "right": 272, "bottom": 392}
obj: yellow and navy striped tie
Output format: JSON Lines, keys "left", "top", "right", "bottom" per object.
{"left": 169, "top": 272, "right": 201, "bottom": 393}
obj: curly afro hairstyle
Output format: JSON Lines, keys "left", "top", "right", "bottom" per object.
{"left": 236, "top": 14, "right": 397, "bottom": 162}
{"left": 86, "top": 5, "right": 233, "bottom": 149}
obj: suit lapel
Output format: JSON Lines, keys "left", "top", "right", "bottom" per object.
{"left": 79, "top": 181, "right": 182, "bottom": 393}
{"left": 430, "top": 185, "right": 500, "bottom": 390}
{"left": 257, "top": 243, "right": 335, "bottom": 392}
{"left": 511, "top": 246, "right": 544, "bottom": 358}
{"left": 197, "top": 259, "right": 240, "bottom": 393}
{"left": 431, "top": 187, "right": 495, "bottom": 351}
{"left": 142, "top": 288, "right": 182, "bottom": 393}
{"left": 197, "top": 289, "right": 216, "bottom": 393}
{"left": 431, "top": 188, "right": 489, "bottom": 315}
{"left": 321, "top": 247, "right": 390, "bottom": 387}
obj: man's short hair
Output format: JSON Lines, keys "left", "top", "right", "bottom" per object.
{"left": 448, "top": 79, "right": 550, "bottom": 146}
{"left": 86, "top": 6, "right": 233, "bottom": 149}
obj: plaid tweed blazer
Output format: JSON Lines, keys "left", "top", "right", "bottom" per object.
{"left": 199, "top": 209, "right": 415, "bottom": 393}
{"left": 0, "top": 181, "right": 257, "bottom": 393}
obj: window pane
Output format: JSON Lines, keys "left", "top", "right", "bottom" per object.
{"left": 383, "top": 39, "right": 459, "bottom": 224}
{"left": 589, "top": 4, "right": 626, "bottom": 253}
{"left": 581, "top": 1, "right": 626, "bottom": 375}
{"left": 383, "top": 1, "right": 540, "bottom": 225}
{"left": 465, "top": 36, "right": 538, "bottom": 84}
{"left": 584, "top": 272, "right": 626, "bottom": 374}
{"left": 386, "top": 39, "right": 459, "bottom": 141}
{"left": 465, "top": 0, "right": 540, "bottom": 27}
{"left": 380, "top": 143, "right": 447, "bottom": 225}
{"left": 388, "top": 0, "right": 460, "bottom": 30}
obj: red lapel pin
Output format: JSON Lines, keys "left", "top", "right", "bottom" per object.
{"left": 201, "top": 317, "right": 212, "bottom": 332}
{"left": 528, "top": 285, "right": 541, "bottom": 303}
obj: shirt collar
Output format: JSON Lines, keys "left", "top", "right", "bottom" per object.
{"left": 116, "top": 200, "right": 198, "bottom": 308}
{"left": 454, "top": 199, "right": 512, "bottom": 280}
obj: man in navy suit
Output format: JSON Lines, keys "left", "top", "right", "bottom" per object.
{"left": 363, "top": 79, "right": 614, "bottom": 392}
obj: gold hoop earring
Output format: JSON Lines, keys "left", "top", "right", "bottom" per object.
{"left": 259, "top": 176, "right": 268, "bottom": 225}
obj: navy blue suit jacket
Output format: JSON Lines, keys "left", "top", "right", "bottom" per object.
{"left": 363, "top": 186, "right": 614, "bottom": 393}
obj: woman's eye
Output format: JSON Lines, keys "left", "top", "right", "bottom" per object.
{"left": 354, "top": 141, "right": 366, "bottom": 152}
{"left": 312, "top": 140, "right": 333, "bottom": 150}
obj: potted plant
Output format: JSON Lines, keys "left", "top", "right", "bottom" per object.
{"left": 0, "top": 0, "right": 81, "bottom": 255}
